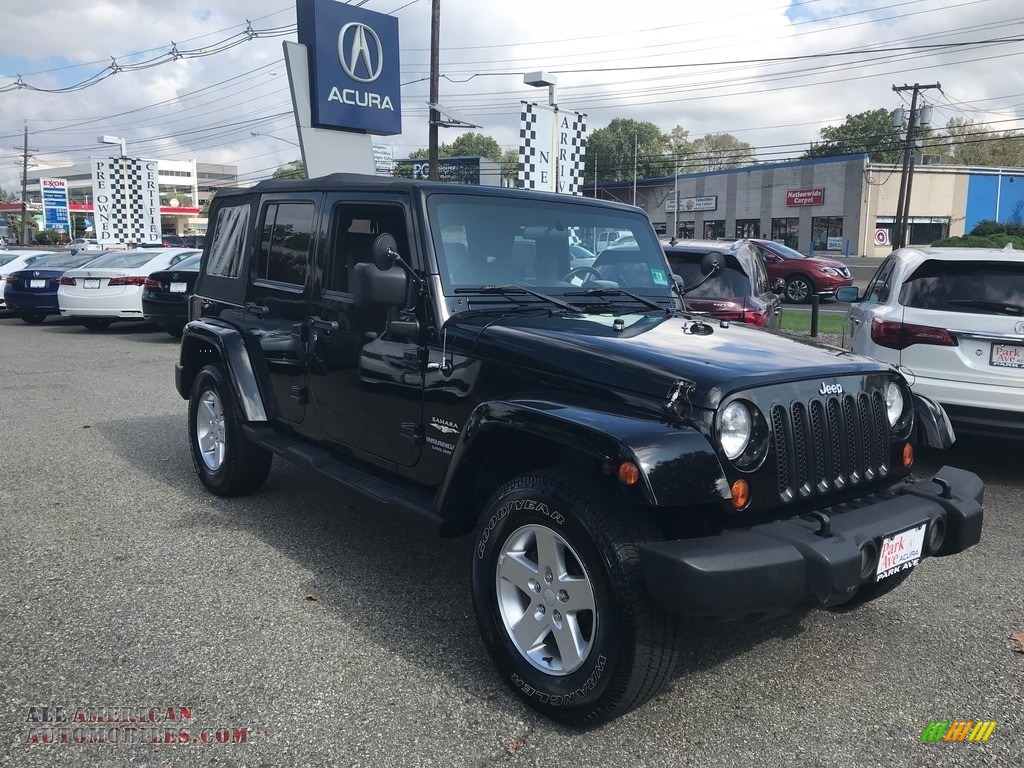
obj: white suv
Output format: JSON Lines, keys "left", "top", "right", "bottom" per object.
{"left": 840, "top": 246, "right": 1024, "bottom": 440}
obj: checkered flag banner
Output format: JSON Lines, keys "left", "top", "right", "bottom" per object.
{"left": 90, "top": 156, "right": 162, "bottom": 246}
{"left": 519, "top": 101, "right": 551, "bottom": 191}
{"left": 559, "top": 111, "right": 587, "bottom": 196}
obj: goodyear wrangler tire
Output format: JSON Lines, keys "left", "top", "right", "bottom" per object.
{"left": 188, "top": 364, "right": 272, "bottom": 497}
{"left": 471, "top": 471, "right": 681, "bottom": 725}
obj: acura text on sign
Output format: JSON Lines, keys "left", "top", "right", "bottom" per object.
{"left": 296, "top": 0, "right": 402, "bottom": 135}
{"left": 786, "top": 188, "right": 824, "bottom": 206}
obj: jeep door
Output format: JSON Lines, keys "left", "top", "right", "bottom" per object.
{"left": 306, "top": 195, "right": 422, "bottom": 468}
{"left": 244, "top": 195, "right": 320, "bottom": 425}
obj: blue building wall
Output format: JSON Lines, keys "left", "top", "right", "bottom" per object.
{"left": 966, "top": 172, "right": 1024, "bottom": 231}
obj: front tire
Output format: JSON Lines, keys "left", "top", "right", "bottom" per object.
{"left": 188, "top": 364, "right": 272, "bottom": 496}
{"left": 81, "top": 318, "right": 112, "bottom": 330}
{"left": 21, "top": 313, "right": 47, "bottom": 325}
{"left": 471, "top": 472, "right": 680, "bottom": 725}
{"left": 784, "top": 275, "right": 814, "bottom": 304}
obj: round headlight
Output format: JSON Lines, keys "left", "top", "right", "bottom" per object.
{"left": 885, "top": 381, "right": 905, "bottom": 427}
{"left": 720, "top": 401, "right": 752, "bottom": 460}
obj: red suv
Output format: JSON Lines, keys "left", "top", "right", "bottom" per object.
{"left": 751, "top": 239, "right": 854, "bottom": 303}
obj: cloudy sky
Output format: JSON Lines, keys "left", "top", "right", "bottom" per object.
{"left": 1, "top": 0, "right": 1023, "bottom": 193}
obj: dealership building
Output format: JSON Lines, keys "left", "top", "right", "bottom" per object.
{"left": 589, "top": 154, "right": 1024, "bottom": 257}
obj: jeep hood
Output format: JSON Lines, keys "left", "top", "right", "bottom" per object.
{"left": 451, "top": 311, "right": 886, "bottom": 409}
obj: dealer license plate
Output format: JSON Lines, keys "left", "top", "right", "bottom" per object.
{"left": 83, "top": 278, "right": 101, "bottom": 289}
{"left": 990, "top": 343, "right": 1024, "bottom": 369}
{"left": 876, "top": 523, "right": 927, "bottom": 582}
{"left": 169, "top": 282, "right": 187, "bottom": 293}
{"left": 29, "top": 279, "right": 46, "bottom": 288}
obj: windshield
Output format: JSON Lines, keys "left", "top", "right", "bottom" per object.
{"left": 171, "top": 253, "right": 202, "bottom": 271}
{"left": 762, "top": 241, "right": 806, "bottom": 260}
{"left": 0, "top": 255, "right": 15, "bottom": 267}
{"left": 427, "top": 193, "right": 673, "bottom": 303}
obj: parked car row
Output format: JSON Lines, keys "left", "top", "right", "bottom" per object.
{"left": 2, "top": 247, "right": 200, "bottom": 334}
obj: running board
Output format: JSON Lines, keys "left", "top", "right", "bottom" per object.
{"left": 241, "top": 423, "right": 444, "bottom": 533}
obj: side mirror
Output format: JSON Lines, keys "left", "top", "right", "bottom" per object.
{"left": 772, "top": 278, "right": 786, "bottom": 295}
{"left": 372, "top": 233, "right": 399, "bottom": 271}
{"left": 835, "top": 286, "right": 860, "bottom": 302}
{"left": 700, "top": 252, "right": 725, "bottom": 276}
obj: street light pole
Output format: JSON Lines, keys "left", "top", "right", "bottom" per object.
{"left": 524, "top": 72, "right": 559, "bottom": 192}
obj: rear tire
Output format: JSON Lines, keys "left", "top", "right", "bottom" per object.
{"left": 166, "top": 324, "right": 185, "bottom": 339}
{"left": 471, "top": 471, "right": 681, "bottom": 725}
{"left": 81, "top": 319, "right": 112, "bottom": 330}
{"left": 188, "top": 364, "right": 272, "bottom": 496}
{"left": 21, "top": 313, "right": 46, "bottom": 325}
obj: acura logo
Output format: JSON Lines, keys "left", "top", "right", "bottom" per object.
{"left": 1016, "top": 320, "right": 1024, "bottom": 334}
{"left": 338, "top": 23, "right": 383, "bottom": 83}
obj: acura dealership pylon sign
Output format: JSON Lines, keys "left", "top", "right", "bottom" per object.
{"left": 296, "top": 0, "right": 402, "bottom": 135}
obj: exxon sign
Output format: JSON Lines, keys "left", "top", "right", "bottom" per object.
{"left": 297, "top": 0, "right": 402, "bottom": 136}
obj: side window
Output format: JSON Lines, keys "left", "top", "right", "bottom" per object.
{"left": 255, "top": 202, "right": 315, "bottom": 287}
{"left": 324, "top": 203, "right": 409, "bottom": 295}
{"left": 864, "top": 257, "right": 896, "bottom": 303}
{"left": 206, "top": 204, "right": 249, "bottom": 278}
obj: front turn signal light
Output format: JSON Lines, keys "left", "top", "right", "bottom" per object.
{"left": 902, "top": 443, "right": 914, "bottom": 468}
{"left": 617, "top": 461, "right": 640, "bottom": 486}
{"left": 731, "top": 479, "right": 750, "bottom": 510}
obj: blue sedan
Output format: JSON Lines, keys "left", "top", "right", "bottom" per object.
{"left": 3, "top": 251, "right": 107, "bottom": 324}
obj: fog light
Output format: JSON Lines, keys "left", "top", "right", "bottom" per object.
{"left": 730, "top": 479, "right": 750, "bottom": 510}
{"left": 859, "top": 541, "right": 879, "bottom": 580}
{"left": 902, "top": 442, "right": 914, "bottom": 468}
{"left": 617, "top": 461, "right": 640, "bottom": 486}
{"left": 927, "top": 517, "right": 946, "bottom": 554}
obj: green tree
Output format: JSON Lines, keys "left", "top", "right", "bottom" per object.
{"left": 691, "top": 133, "right": 756, "bottom": 171}
{"left": 802, "top": 109, "right": 902, "bottom": 163}
{"left": 500, "top": 147, "right": 520, "bottom": 186}
{"left": 585, "top": 118, "right": 668, "bottom": 184}
{"left": 446, "top": 132, "right": 502, "bottom": 160}
{"left": 272, "top": 160, "right": 305, "bottom": 180}
{"left": 0, "top": 186, "right": 17, "bottom": 202}
{"left": 938, "top": 117, "right": 1024, "bottom": 167}
{"left": 664, "top": 125, "right": 695, "bottom": 172}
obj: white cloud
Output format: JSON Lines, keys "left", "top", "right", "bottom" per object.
{"left": 1, "top": 0, "right": 1022, "bottom": 193}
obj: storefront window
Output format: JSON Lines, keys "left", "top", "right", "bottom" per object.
{"left": 771, "top": 217, "right": 799, "bottom": 250}
{"left": 735, "top": 219, "right": 760, "bottom": 238}
{"left": 812, "top": 216, "right": 844, "bottom": 252}
{"left": 703, "top": 220, "right": 725, "bottom": 239}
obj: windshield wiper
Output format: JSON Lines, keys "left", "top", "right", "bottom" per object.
{"left": 454, "top": 284, "right": 577, "bottom": 312}
{"left": 946, "top": 299, "right": 1024, "bottom": 315}
{"left": 564, "top": 287, "right": 666, "bottom": 312}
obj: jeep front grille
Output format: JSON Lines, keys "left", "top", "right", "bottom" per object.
{"left": 771, "top": 391, "right": 890, "bottom": 503}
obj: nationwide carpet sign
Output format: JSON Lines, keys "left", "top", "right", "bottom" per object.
{"left": 296, "top": 0, "right": 402, "bottom": 135}
{"left": 89, "top": 157, "right": 161, "bottom": 246}
{"left": 40, "top": 178, "right": 70, "bottom": 232}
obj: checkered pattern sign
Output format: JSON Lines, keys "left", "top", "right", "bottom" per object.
{"left": 558, "top": 111, "right": 587, "bottom": 196}
{"left": 518, "top": 103, "right": 588, "bottom": 195}
{"left": 90, "top": 156, "right": 162, "bottom": 246}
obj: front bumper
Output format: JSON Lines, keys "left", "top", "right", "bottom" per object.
{"left": 639, "top": 466, "right": 983, "bottom": 618}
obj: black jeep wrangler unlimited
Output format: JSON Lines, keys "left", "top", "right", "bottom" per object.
{"left": 176, "top": 174, "right": 983, "bottom": 725}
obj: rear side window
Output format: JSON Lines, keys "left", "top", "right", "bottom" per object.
{"left": 901, "top": 259, "right": 1024, "bottom": 313}
{"left": 256, "top": 202, "right": 315, "bottom": 286}
{"left": 207, "top": 205, "right": 249, "bottom": 278}
{"left": 665, "top": 251, "right": 750, "bottom": 298}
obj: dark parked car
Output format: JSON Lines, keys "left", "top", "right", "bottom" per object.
{"left": 659, "top": 239, "right": 783, "bottom": 328}
{"left": 182, "top": 234, "right": 205, "bottom": 249}
{"left": 751, "top": 238, "right": 854, "bottom": 303}
{"left": 142, "top": 252, "right": 201, "bottom": 336}
{"left": 3, "top": 251, "right": 106, "bottom": 324}
{"left": 176, "top": 175, "right": 982, "bottom": 725}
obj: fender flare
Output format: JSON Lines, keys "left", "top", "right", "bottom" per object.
{"left": 913, "top": 392, "right": 956, "bottom": 450}
{"left": 436, "top": 399, "right": 730, "bottom": 514}
{"left": 176, "top": 319, "right": 268, "bottom": 422}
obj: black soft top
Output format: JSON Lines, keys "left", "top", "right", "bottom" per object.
{"left": 212, "top": 172, "right": 642, "bottom": 213}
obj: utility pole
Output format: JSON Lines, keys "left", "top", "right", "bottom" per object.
{"left": 427, "top": 0, "right": 440, "bottom": 180}
{"left": 20, "top": 124, "right": 29, "bottom": 245}
{"left": 892, "top": 82, "right": 940, "bottom": 249}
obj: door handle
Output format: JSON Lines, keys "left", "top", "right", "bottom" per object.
{"left": 852, "top": 318, "right": 861, "bottom": 325}
{"left": 308, "top": 316, "right": 339, "bottom": 333}
{"left": 244, "top": 301, "right": 268, "bottom": 317}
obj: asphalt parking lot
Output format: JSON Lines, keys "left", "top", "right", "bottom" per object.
{"left": 1, "top": 317, "right": 1021, "bottom": 767}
